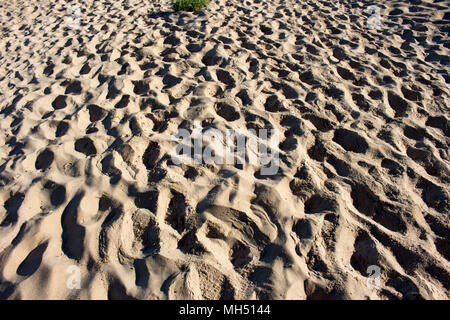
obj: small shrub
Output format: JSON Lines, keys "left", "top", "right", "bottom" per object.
{"left": 173, "top": 0, "right": 210, "bottom": 11}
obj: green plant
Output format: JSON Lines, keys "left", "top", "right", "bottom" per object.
{"left": 0, "top": 33, "right": 9, "bottom": 40}
{"left": 173, "top": 0, "right": 210, "bottom": 12}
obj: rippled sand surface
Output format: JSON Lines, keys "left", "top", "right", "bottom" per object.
{"left": 0, "top": 0, "right": 448, "bottom": 299}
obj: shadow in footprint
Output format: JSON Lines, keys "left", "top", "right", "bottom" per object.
{"left": 163, "top": 74, "right": 182, "bottom": 89}
{"left": 1, "top": 192, "right": 25, "bottom": 227}
{"left": 61, "top": 192, "right": 85, "bottom": 260}
{"left": 142, "top": 141, "right": 161, "bottom": 170}
{"left": 43, "top": 63, "right": 55, "bottom": 77}
{"left": 44, "top": 181, "right": 66, "bottom": 207}
{"left": 101, "top": 154, "right": 122, "bottom": 185}
{"left": 216, "top": 69, "right": 235, "bottom": 87}
{"left": 87, "top": 105, "right": 107, "bottom": 122}
{"left": 56, "top": 121, "right": 69, "bottom": 137}
{"left": 166, "top": 189, "right": 191, "bottom": 234}
{"left": 65, "top": 80, "right": 82, "bottom": 95}
{"left": 387, "top": 91, "right": 409, "bottom": 117}
{"left": 114, "top": 95, "right": 130, "bottom": 109}
{"left": 0, "top": 281, "right": 15, "bottom": 299}
{"left": 134, "top": 259, "right": 149, "bottom": 288}
{"left": 35, "top": 149, "right": 54, "bottom": 170}
{"left": 108, "top": 277, "right": 136, "bottom": 300}
{"left": 333, "top": 128, "right": 368, "bottom": 153}
{"left": 134, "top": 191, "right": 159, "bottom": 214}
{"left": 106, "top": 78, "right": 120, "bottom": 100}
{"left": 215, "top": 102, "right": 240, "bottom": 121}
{"left": 51, "top": 95, "right": 67, "bottom": 110}
{"left": 16, "top": 241, "right": 48, "bottom": 277}
{"left": 80, "top": 63, "right": 91, "bottom": 75}
{"left": 75, "top": 137, "right": 97, "bottom": 156}
{"left": 133, "top": 81, "right": 149, "bottom": 96}
{"left": 178, "top": 229, "right": 205, "bottom": 255}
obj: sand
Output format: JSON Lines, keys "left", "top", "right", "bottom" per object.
{"left": 0, "top": 0, "right": 449, "bottom": 300}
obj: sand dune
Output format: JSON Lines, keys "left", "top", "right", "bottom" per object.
{"left": 0, "top": 0, "right": 449, "bottom": 299}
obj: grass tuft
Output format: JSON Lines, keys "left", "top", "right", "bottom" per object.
{"left": 173, "top": 0, "right": 210, "bottom": 12}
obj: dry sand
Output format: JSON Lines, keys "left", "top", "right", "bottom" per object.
{"left": 0, "top": 0, "right": 449, "bottom": 300}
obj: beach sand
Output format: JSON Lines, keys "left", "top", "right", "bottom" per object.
{"left": 0, "top": 0, "right": 448, "bottom": 299}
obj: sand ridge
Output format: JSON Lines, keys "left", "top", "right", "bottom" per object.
{"left": 0, "top": 0, "right": 449, "bottom": 299}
